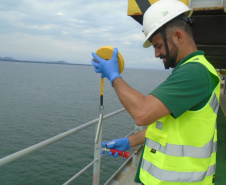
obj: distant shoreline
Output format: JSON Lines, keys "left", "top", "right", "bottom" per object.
{"left": 0, "top": 58, "right": 91, "bottom": 66}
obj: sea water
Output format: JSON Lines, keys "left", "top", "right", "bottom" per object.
{"left": 0, "top": 61, "right": 169, "bottom": 185}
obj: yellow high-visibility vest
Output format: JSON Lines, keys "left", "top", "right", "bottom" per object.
{"left": 140, "top": 55, "right": 220, "bottom": 185}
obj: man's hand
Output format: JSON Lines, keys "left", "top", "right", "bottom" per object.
{"left": 91, "top": 48, "right": 121, "bottom": 85}
{"left": 101, "top": 137, "right": 130, "bottom": 157}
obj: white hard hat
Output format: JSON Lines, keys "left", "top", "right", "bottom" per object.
{"left": 143, "top": 0, "right": 193, "bottom": 48}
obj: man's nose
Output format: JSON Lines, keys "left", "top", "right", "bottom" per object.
{"left": 155, "top": 49, "right": 160, "bottom": 58}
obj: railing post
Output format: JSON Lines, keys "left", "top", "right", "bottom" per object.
{"left": 93, "top": 114, "right": 103, "bottom": 185}
{"left": 132, "top": 124, "right": 139, "bottom": 167}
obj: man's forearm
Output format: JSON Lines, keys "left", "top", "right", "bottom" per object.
{"left": 113, "top": 77, "right": 147, "bottom": 122}
{"left": 128, "top": 128, "right": 147, "bottom": 148}
{"left": 112, "top": 77, "right": 170, "bottom": 126}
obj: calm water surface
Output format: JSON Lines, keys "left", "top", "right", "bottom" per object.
{"left": 0, "top": 62, "right": 169, "bottom": 185}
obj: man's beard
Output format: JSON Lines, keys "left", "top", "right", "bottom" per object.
{"left": 161, "top": 40, "right": 178, "bottom": 69}
{"left": 167, "top": 40, "right": 178, "bottom": 68}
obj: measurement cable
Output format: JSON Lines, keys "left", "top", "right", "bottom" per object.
{"left": 94, "top": 46, "right": 124, "bottom": 144}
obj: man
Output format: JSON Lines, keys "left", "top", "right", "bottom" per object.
{"left": 91, "top": 0, "right": 220, "bottom": 184}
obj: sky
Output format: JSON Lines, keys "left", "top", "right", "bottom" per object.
{"left": 0, "top": 0, "right": 164, "bottom": 69}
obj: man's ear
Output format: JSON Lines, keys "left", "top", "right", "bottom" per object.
{"left": 173, "top": 30, "right": 183, "bottom": 44}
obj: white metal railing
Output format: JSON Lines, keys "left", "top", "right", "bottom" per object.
{"left": 0, "top": 108, "right": 141, "bottom": 185}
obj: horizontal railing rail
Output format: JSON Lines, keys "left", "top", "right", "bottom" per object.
{"left": 0, "top": 107, "right": 142, "bottom": 185}
{"left": 63, "top": 158, "right": 99, "bottom": 185}
{"left": 0, "top": 108, "right": 125, "bottom": 168}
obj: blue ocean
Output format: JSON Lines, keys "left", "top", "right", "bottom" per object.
{"left": 0, "top": 61, "right": 169, "bottom": 185}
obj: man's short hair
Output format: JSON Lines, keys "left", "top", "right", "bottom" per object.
{"left": 164, "top": 15, "right": 194, "bottom": 39}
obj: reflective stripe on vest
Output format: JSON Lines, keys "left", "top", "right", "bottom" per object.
{"left": 145, "top": 136, "right": 217, "bottom": 158}
{"left": 210, "top": 93, "right": 219, "bottom": 114}
{"left": 156, "top": 121, "right": 163, "bottom": 130}
{"left": 141, "top": 159, "right": 216, "bottom": 182}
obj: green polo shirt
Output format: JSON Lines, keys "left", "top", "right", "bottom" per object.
{"left": 134, "top": 51, "right": 219, "bottom": 183}
{"left": 150, "top": 50, "right": 219, "bottom": 118}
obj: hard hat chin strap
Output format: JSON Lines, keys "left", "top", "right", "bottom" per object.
{"left": 161, "top": 26, "right": 171, "bottom": 69}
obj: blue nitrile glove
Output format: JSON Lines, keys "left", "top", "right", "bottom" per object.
{"left": 91, "top": 48, "right": 121, "bottom": 85}
{"left": 101, "top": 137, "right": 130, "bottom": 158}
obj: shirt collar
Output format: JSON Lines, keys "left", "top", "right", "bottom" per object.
{"left": 173, "top": 50, "right": 205, "bottom": 72}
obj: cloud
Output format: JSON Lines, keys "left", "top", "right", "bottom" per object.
{"left": 0, "top": 0, "right": 163, "bottom": 69}
{"left": 56, "top": 12, "right": 64, "bottom": 16}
